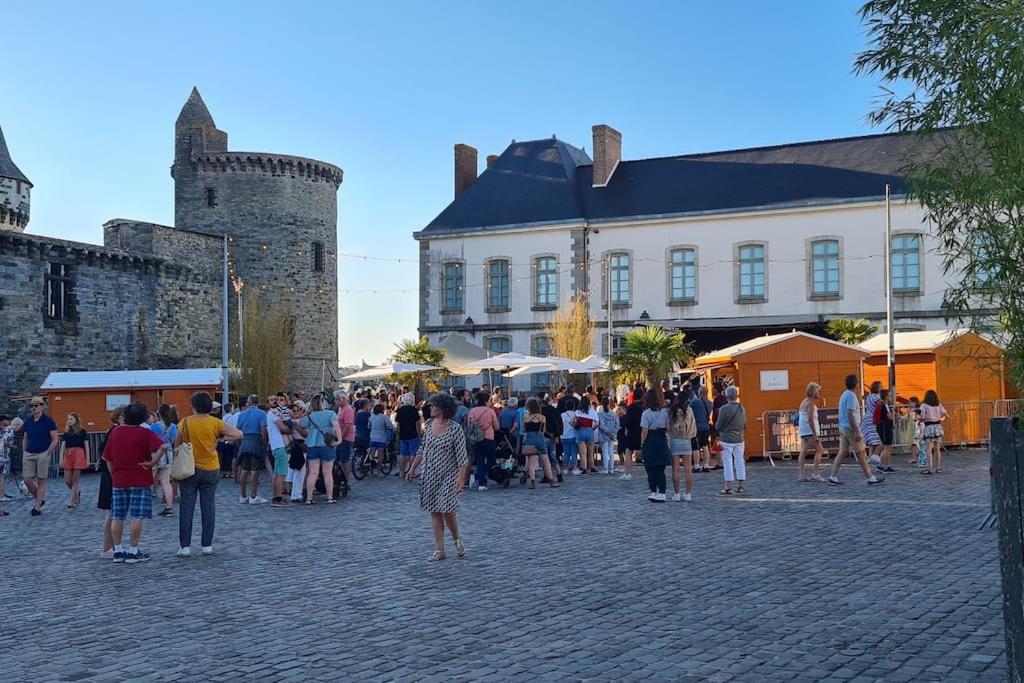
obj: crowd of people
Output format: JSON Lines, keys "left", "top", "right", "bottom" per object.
{"left": 0, "top": 372, "right": 951, "bottom": 561}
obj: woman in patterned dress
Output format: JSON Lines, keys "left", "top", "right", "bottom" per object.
{"left": 406, "top": 393, "right": 470, "bottom": 562}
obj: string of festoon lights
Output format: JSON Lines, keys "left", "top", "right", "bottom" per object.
{"left": 223, "top": 237, "right": 961, "bottom": 298}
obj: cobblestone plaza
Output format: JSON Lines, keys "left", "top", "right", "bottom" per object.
{"left": 6, "top": 451, "right": 1007, "bottom": 681}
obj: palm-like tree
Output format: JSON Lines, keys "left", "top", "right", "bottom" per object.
{"left": 825, "top": 318, "right": 878, "bottom": 346}
{"left": 612, "top": 327, "right": 693, "bottom": 387}
{"left": 390, "top": 337, "right": 449, "bottom": 398}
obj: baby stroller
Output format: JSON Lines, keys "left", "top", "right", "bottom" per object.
{"left": 314, "top": 458, "right": 350, "bottom": 498}
{"left": 488, "top": 428, "right": 526, "bottom": 488}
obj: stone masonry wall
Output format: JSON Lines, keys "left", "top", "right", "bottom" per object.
{"left": 0, "top": 176, "right": 30, "bottom": 232}
{"left": 0, "top": 232, "right": 221, "bottom": 413}
{"left": 173, "top": 155, "right": 341, "bottom": 391}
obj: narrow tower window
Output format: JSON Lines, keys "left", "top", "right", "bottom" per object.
{"left": 205, "top": 187, "right": 217, "bottom": 208}
{"left": 313, "top": 241, "right": 325, "bottom": 272}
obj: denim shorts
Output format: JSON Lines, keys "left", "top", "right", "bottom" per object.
{"left": 575, "top": 427, "right": 595, "bottom": 445}
{"left": 670, "top": 438, "right": 693, "bottom": 457}
{"left": 522, "top": 432, "right": 548, "bottom": 455}
{"left": 306, "top": 446, "right": 336, "bottom": 462}
{"left": 111, "top": 487, "right": 152, "bottom": 521}
{"left": 335, "top": 441, "right": 353, "bottom": 464}
{"left": 399, "top": 438, "right": 420, "bottom": 456}
{"left": 370, "top": 441, "right": 389, "bottom": 450}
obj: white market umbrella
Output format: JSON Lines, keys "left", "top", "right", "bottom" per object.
{"left": 438, "top": 333, "right": 489, "bottom": 376}
{"left": 507, "top": 356, "right": 591, "bottom": 377}
{"left": 578, "top": 355, "right": 611, "bottom": 373}
{"left": 342, "top": 362, "right": 442, "bottom": 381}
{"left": 459, "top": 352, "right": 553, "bottom": 395}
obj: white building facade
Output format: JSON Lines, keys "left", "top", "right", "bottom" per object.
{"left": 414, "top": 127, "right": 974, "bottom": 392}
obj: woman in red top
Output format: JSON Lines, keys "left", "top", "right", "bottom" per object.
{"left": 466, "top": 391, "right": 500, "bottom": 492}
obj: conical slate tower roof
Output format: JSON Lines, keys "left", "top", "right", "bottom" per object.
{"left": 0, "top": 124, "right": 31, "bottom": 186}
{"left": 175, "top": 86, "right": 216, "bottom": 128}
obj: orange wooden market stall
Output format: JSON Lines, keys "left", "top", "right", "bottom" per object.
{"left": 688, "top": 331, "right": 867, "bottom": 457}
{"left": 862, "top": 330, "right": 1006, "bottom": 402}
{"left": 40, "top": 368, "right": 224, "bottom": 432}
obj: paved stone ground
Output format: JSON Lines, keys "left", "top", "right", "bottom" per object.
{"left": 3, "top": 450, "right": 1008, "bottom": 682}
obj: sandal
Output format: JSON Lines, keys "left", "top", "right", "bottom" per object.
{"left": 428, "top": 550, "right": 446, "bottom": 562}
{"left": 454, "top": 539, "right": 466, "bottom": 557}
{"left": 327, "top": 498, "right": 337, "bottom": 504}
{"left": 718, "top": 489, "right": 733, "bottom": 496}
{"left": 306, "top": 499, "right": 316, "bottom": 505}
{"left": 736, "top": 487, "right": 747, "bottom": 495}
{"left": 921, "top": 470, "right": 932, "bottom": 475}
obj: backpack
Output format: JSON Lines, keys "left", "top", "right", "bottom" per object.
{"left": 872, "top": 400, "right": 885, "bottom": 425}
{"left": 466, "top": 413, "right": 485, "bottom": 445}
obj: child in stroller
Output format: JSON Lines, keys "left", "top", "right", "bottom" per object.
{"left": 487, "top": 428, "right": 526, "bottom": 488}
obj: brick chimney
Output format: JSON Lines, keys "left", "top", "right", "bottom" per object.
{"left": 486, "top": 154, "right": 499, "bottom": 168}
{"left": 454, "top": 143, "right": 478, "bottom": 198}
{"left": 591, "top": 124, "right": 622, "bottom": 187}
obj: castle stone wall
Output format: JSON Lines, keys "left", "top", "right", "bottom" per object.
{"left": 173, "top": 154, "right": 341, "bottom": 390}
{"left": 0, "top": 231, "right": 221, "bottom": 413}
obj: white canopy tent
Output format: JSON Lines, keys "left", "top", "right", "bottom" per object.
{"left": 341, "top": 362, "right": 442, "bottom": 381}
{"left": 437, "top": 333, "right": 490, "bottom": 376}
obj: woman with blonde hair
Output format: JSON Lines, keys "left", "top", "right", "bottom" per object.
{"left": 797, "top": 382, "right": 825, "bottom": 482}
{"left": 60, "top": 412, "right": 89, "bottom": 508}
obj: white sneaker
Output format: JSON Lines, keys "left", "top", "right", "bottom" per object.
{"left": 201, "top": 546, "right": 214, "bottom": 556}
{"left": 647, "top": 493, "right": 659, "bottom": 502}
{"left": 671, "top": 493, "right": 682, "bottom": 502}
{"left": 176, "top": 547, "right": 191, "bottom": 558}
{"left": 478, "top": 486, "right": 488, "bottom": 492}
{"left": 655, "top": 493, "right": 667, "bottom": 502}
{"left": 622, "top": 473, "right": 632, "bottom": 481}
{"left": 238, "top": 496, "right": 248, "bottom": 504}
{"left": 248, "top": 496, "right": 268, "bottom": 505}
{"left": 683, "top": 493, "right": 692, "bottom": 502}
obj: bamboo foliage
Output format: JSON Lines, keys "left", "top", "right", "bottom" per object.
{"left": 543, "top": 296, "right": 595, "bottom": 361}
{"left": 238, "top": 291, "right": 294, "bottom": 399}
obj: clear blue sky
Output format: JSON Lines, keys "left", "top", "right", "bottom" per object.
{"left": 7, "top": 0, "right": 882, "bottom": 366}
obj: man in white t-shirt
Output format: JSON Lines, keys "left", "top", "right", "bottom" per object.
{"left": 828, "top": 374, "right": 883, "bottom": 486}
{"left": 267, "top": 395, "right": 293, "bottom": 507}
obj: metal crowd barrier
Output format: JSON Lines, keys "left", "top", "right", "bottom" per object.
{"left": 761, "top": 399, "right": 1008, "bottom": 459}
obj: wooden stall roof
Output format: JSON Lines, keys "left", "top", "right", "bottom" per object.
{"left": 861, "top": 329, "right": 998, "bottom": 355}
{"left": 41, "top": 368, "right": 224, "bottom": 392}
{"left": 692, "top": 331, "right": 867, "bottom": 367}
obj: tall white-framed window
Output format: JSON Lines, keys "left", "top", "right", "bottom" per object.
{"left": 531, "top": 335, "right": 552, "bottom": 390}
{"left": 534, "top": 256, "right": 558, "bottom": 308}
{"left": 890, "top": 234, "right": 921, "bottom": 293}
{"left": 669, "top": 247, "right": 697, "bottom": 302}
{"left": 609, "top": 252, "right": 630, "bottom": 304}
{"left": 737, "top": 243, "right": 766, "bottom": 301}
{"left": 810, "top": 239, "right": 840, "bottom": 297}
{"left": 441, "top": 262, "right": 464, "bottom": 313}
{"left": 485, "top": 335, "right": 512, "bottom": 355}
{"left": 487, "top": 259, "right": 510, "bottom": 311}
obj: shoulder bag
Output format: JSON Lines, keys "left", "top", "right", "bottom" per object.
{"left": 309, "top": 413, "right": 339, "bottom": 447}
{"left": 170, "top": 417, "right": 196, "bottom": 481}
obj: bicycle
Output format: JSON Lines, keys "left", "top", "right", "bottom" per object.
{"left": 352, "top": 442, "right": 395, "bottom": 480}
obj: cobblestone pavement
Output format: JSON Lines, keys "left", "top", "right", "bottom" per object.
{"left": 4, "top": 450, "right": 1007, "bottom": 682}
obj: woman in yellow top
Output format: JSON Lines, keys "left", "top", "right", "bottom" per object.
{"left": 173, "top": 392, "right": 242, "bottom": 557}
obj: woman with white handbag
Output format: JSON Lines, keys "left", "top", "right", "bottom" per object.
{"left": 172, "top": 392, "right": 242, "bottom": 558}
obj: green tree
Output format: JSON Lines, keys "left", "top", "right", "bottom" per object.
{"left": 612, "top": 327, "right": 693, "bottom": 387}
{"left": 855, "top": 0, "right": 1024, "bottom": 392}
{"left": 391, "top": 337, "right": 449, "bottom": 399}
{"left": 238, "top": 291, "right": 294, "bottom": 399}
{"left": 825, "top": 318, "right": 879, "bottom": 346}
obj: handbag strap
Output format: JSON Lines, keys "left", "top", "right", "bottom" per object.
{"left": 308, "top": 413, "right": 332, "bottom": 441}
{"left": 717, "top": 404, "right": 744, "bottom": 435}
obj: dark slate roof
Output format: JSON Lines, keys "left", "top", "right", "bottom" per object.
{"left": 0, "top": 124, "right": 31, "bottom": 185}
{"left": 175, "top": 87, "right": 217, "bottom": 128}
{"left": 423, "top": 138, "right": 591, "bottom": 234}
{"left": 419, "top": 129, "right": 951, "bottom": 235}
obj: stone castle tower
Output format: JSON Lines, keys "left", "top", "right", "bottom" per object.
{"left": 0, "top": 125, "right": 32, "bottom": 232}
{"left": 171, "top": 87, "right": 343, "bottom": 388}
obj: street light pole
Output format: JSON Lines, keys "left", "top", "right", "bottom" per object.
{"left": 885, "top": 185, "right": 896, "bottom": 407}
{"left": 221, "top": 235, "right": 230, "bottom": 406}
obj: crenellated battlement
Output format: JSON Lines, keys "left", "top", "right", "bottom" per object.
{"left": 191, "top": 151, "right": 343, "bottom": 188}
{"left": 0, "top": 207, "right": 29, "bottom": 230}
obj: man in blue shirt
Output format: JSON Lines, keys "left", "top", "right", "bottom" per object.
{"left": 453, "top": 389, "right": 470, "bottom": 426}
{"left": 21, "top": 397, "right": 59, "bottom": 515}
{"left": 234, "top": 395, "right": 268, "bottom": 504}
{"left": 829, "top": 374, "right": 883, "bottom": 486}
{"left": 690, "top": 386, "right": 714, "bottom": 473}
